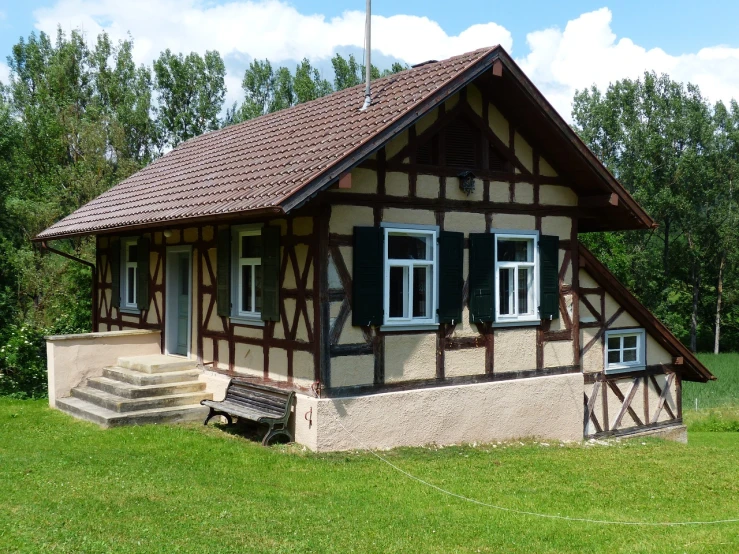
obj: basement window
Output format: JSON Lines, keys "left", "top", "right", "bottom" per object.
{"left": 604, "top": 328, "right": 646, "bottom": 373}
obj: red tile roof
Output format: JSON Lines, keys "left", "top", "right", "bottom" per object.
{"left": 36, "top": 47, "right": 496, "bottom": 240}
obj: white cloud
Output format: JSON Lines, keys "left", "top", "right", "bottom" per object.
{"left": 518, "top": 8, "right": 739, "bottom": 119}
{"left": 28, "top": 3, "right": 739, "bottom": 121}
{"left": 33, "top": 0, "right": 511, "bottom": 110}
{"left": 0, "top": 62, "right": 9, "bottom": 86}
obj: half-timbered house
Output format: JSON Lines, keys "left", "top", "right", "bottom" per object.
{"left": 38, "top": 46, "right": 714, "bottom": 451}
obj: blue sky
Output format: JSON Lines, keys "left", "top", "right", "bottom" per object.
{"left": 2, "top": 1, "right": 739, "bottom": 119}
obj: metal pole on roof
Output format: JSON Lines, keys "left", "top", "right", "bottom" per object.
{"left": 360, "top": 0, "right": 371, "bottom": 111}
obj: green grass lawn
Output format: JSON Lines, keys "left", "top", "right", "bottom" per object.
{"left": 683, "top": 353, "right": 739, "bottom": 411}
{"left": 1, "top": 398, "right": 738, "bottom": 553}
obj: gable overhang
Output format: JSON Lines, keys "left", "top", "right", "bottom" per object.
{"left": 579, "top": 243, "right": 714, "bottom": 383}
{"left": 281, "top": 47, "right": 656, "bottom": 233}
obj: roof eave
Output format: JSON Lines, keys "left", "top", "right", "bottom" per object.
{"left": 33, "top": 206, "right": 284, "bottom": 242}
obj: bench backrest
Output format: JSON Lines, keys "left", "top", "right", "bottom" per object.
{"left": 225, "top": 379, "right": 294, "bottom": 420}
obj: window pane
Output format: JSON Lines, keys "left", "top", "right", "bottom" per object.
{"left": 623, "top": 349, "right": 637, "bottom": 363}
{"left": 607, "top": 350, "right": 621, "bottom": 364}
{"left": 388, "top": 235, "right": 428, "bottom": 260}
{"left": 241, "top": 235, "right": 262, "bottom": 258}
{"left": 497, "top": 239, "right": 531, "bottom": 262}
{"left": 254, "top": 265, "right": 263, "bottom": 313}
{"left": 607, "top": 336, "right": 621, "bottom": 350}
{"left": 412, "top": 267, "right": 429, "bottom": 318}
{"left": 127, "top": 267, "right": 135, "bottom": 304}
{"left": 127, "top": 244, "right": 138, "bottom": 263}
{"left": 623, "top": 335, "right": 637, "bottom": 349}
{"left": 499, "top": 267, "right": 513, "bottom": 315}
{"left": 241, "top": 264, "right": 252, "bottom": 312}
{"left": 517, "top": 267, "right": 529, "bottom": 314}
{"left": 389, "top": 266, "right": 406, "bottom": 318}
{"left": 179, "top": 257, "right": 188, "bottom": 295}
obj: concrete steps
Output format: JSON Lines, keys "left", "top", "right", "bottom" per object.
{"left": 56, "top": 355, "right": 212, "bottom": 428}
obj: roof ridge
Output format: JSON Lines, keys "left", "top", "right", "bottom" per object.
{"left": 182, "top": 46, "right": 498, "bottom": 146}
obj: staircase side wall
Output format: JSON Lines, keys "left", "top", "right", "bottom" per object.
{"left": 46, "top": 330, "right": 161, "bottom": 407}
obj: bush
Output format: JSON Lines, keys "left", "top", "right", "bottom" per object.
{"left": 0, "top": 324, "right": 47, "bottom": 399}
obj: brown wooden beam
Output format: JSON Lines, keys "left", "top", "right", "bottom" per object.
{"left": 578, "top": 193, "right": 618, "bottom": 208}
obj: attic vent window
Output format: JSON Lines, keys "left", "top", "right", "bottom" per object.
{"left": 445, "top": 120, "right": 479, "bottom": 168}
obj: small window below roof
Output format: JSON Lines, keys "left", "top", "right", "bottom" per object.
{"left": 604, "top": 328, "right": 646, "bottom": 374}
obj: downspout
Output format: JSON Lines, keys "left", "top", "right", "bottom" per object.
{"left": 38, "top": 241, "right": 98, "bottom": 332}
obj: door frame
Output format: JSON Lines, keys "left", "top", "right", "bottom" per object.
{"left": 165, "top": 245, "right": 193, "bottom": 358}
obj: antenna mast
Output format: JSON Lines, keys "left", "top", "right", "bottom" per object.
{"left": 360, "top": 0, "right": 371, "bottom": 111}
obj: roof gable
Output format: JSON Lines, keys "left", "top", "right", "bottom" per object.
{"left": 36, "top": 46, "right": 654, "bottom": 241}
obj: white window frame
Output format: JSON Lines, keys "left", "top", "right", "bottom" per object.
{"left": 604, "top": 328, "right": 646, "bottom": 373}
{"left": 120, "top": 237, "right": 139, "bottom": 312}
{"left": 494, "top": 231, "right": 539, "bottom": 325}
{"left": 231, "top": 224, "right": 264, "bottom": 326}
{"left": 382, "top": 224, "right": 439, "bottom": 329}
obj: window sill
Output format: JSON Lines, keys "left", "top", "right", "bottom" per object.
{"left": 230, "top": 316, "right": 265, "bottom": 328}
{"left": 492, "top": 319, "right": 541, "bottom": 328}
{"left": 605, "top": 365, "right": 645, "bottom": 375}
{"left": 119, "top": 307, "right": 141, "bottom": 315}
{"left": 380, "top": 323, "right": 439, "bottom": 333}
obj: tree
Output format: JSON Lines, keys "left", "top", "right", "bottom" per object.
{"left": 573, "top": 72, "right": 739, "bottom": 352}
{"left": 153, "top": 49, "right": 226, "bottom": 147}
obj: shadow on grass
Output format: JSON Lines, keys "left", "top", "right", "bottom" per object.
{"left": 210, "top": 419, "right": 292, "bottom": 446}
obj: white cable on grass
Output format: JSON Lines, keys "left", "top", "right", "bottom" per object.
{"left": 330, "top": 404, "right": 739, "bottom": 527}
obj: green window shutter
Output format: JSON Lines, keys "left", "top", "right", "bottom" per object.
{"left": 136, "top": 237, "right": 150, "bottom": 310}
{"left": 261, "top": 225, "right": 281, "bottom": 322}
{"left": 469, "top": 233, "right": 495, "bottom": 323}
{"left": 438, "top": 231, "right": 464, "bottom": 324}
{"left": 216, "top": 228, "right": 231, "bottom": 317}
{"left": 352, "top": 227, "right": 383, "bottom": 326}
{"left": 110, "top": 239, "right": 121, "bottom": 309}
{"left": 539, "top": 235, "right": 560, "bottom": 320}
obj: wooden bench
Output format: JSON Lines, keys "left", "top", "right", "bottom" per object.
{"left": 201, "top": 379, "right": 295, "bottom": 446}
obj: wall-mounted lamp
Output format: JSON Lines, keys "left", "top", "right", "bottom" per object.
{"left": 163, "top": 230, "right": 173, "bottom": 238}
{"left": 457, "top": 171, "right": 476, "bottom": 196}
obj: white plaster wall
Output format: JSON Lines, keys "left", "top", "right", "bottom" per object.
{"left": 292, "top": 350, "right": 315, "bottom": 388}
{"left": 416, "top": 175, "right": 439, "bottom": 198}
{"left": 383, "top": 207, "right": 436, "bottom": 226}
{"left": 647, "top": 336, "right": 672, "bottom": 365}
{"left": 445, "top": 347, "right": 485, "bottom": 377}
{"left": 331, "top": 355, "right": 374, "bottom": 387}
{"left": 309, "top": 373, "right": 584, "bottom": 451}
{"left": 490, "top": 181, "right": 509, "bottom": 202}
{"left": 330, "top": 205, "right": 374, "bottom": 234}
{"left": 539, "top": 185, "right": 577, "bottom": 206}
{"left": 384, "top": 333, "right": 437, "bottom": 382}
{"left": 543, "top": 341, "right": 574, "bottom": 368}
{"left": 494, "top": 328, "right": 536, "bottom": 371}
{"left": 342, "top": 168, "right": 377, "bottom": 194}
{"left": 581, "top": 328, "right": 603, "bottom": 373}
{"left": 46, "top": 330, "right": 161, "bottom": 407}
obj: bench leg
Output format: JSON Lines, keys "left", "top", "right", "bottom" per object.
{"left": 261, "top": 423, "right": 294, "bottom": 446}
{"left": 203, "top": 408, "right": 232, "bottom": 426}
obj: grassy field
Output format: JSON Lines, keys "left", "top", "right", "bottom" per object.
{"left": 1, "top": 397, "right": 738, "bottom": 553}
{"left": 683, "top": 353, "right": 739, "bottom": 410}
